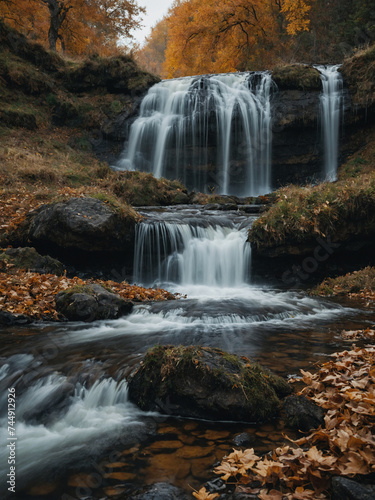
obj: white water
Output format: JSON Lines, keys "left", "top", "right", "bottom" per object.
{"left": 0, "top": 207, "right": 365, "bottom": 496}
{"left": 316, "top": 65, "right": 344, "bottom": 181}
{"left": 117, "top": 72, "right": 273, "bottom": 196}
{"left": 0, "top": 375, "right": 146, "bottom": 491}
{"left": 134, "top": 220, "right": 251, "bottom": 287}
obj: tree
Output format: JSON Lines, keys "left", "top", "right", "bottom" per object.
{"left": 163, "top": 0, "right": 313, "bottom": 78}
{"left": 135, "top": 17, "right": 168, "bottom": 77}
{"left": 0, "top": 0, "right": 145, "bottom": 55}
{"left": 40, "top": 0, "right": 72, "bottom": 51}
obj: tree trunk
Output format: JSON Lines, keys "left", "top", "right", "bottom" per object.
{"left": 41, "top": 0, "right": 71, "bottom": 52}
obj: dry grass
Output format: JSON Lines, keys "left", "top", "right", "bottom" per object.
{"left": 248, "top": 172, "right": 375, "bottom": 249}
{"left": 312, "top": 266, "right": 375, "bottom": 297}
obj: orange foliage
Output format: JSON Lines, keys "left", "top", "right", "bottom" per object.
{"left": 135, "top": 17, "right": 169, "bottom": 77}
{"left": 210, "top": 345, "right": 375, "bottom": 498}
{"left": 162, "top": 0, "right": 313, "bottom": 78}
{"left": 0, "top": 267, "right": 178, "bottom": 321}
{"left": 0, "top": 0, "right": 145, "bottom": 55}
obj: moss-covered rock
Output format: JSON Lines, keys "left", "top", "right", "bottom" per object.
{"left": 55, "top": 283, "right": 133, "bottom": 322}
{"left": 272, "top": 64, "right": 322, "bottom": 91}
{"left": 4, "top": 197, "right": 140, "bottom": 254}
{"left": 128, "top": 345, "right": 292, "bottom": 423}
{"left": 63, "top": 55, "right": 159, "bottom": 94}
{"left": 0, "top": 247, "right": 64, "bottom": 275}
{"left": 341, "top": 45, "right": 375, "bottom": 109}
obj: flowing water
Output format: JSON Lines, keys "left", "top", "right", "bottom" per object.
{"left": 316, "top": 65, "right": 344, "bottom": 181}
{"left": 117, "top": 73, "right": 273, "bottom": 196}
{"left": 0, "top": 206, "right": 373, "bottom": 499}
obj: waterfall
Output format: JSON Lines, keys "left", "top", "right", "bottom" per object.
{"left": 117, "top": 72, "right": 274, "bottom": 197}
{"left": 133, "top": 216, "right": 251, "bottom": 287}
{"left": 316, "top": 65, "right": 344, "bottom": 181}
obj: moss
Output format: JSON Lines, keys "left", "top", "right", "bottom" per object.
{"left": 248, "top": 172, "right": 375, "bottom": 253}
{"left": 341, "top": 43, "right": 375, "bottom": 108}
{"left": 312, "top": 266, "right": 375, "bottom": 297}
{"left": 130, "top": 345, "right": 291, "bottom": 422}
{"left": 272, "top": 64, "right": 322, "bottom": 91}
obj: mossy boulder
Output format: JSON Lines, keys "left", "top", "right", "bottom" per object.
{"left": 5, "top": 197, "right": 139, "bottom": 254}
{"left": 55, "top": 284, "right": 133, "bottom": 322}
{"left": 341, "top": 45, "right": 375, "bottom": 109}
{"left": 63, "top": 55, "right": 159, "bottom": 94}
{"left": 128, "top": 345, "right": 292, "bottom": 423}
{"left": 0, "top": 247, "right": 64, "bottom": 275}
{"left": 272, "top": 64, "right": 322, "bottom": 91}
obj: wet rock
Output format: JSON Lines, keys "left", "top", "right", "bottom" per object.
{"left": 55, "top": 284, "right": 133, "bottom": 322}
{"left": 0, "top": 247, "right": 65, "bottom": 275}
{"left": 128, "top": 345, "right": 292, "bottom": 422}
{"left": 6, "top": 197, "right": 138, "bottom": 255}
{"left": 331, "top": 476, "right": 375, "bottom": 500}
{"left": 0, "top": 311, "right": 31, "bottom": 325}
{"left": 129, "top": 482, "right": 190, "bottom": 500}
{"left": 283, "top": 394, "right": 325, "bottom": 432}
{"left": 233, "top": 432, "right": 255, "bottom": 447}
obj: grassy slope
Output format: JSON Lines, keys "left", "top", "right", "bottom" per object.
{"left": 0, "top": 21, "right": 188, "bottom": 225}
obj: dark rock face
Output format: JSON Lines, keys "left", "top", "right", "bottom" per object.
{"left": 1, "top": 247, "right": 65, "bottom": 275}
{"left": 7, "top": 197, "right": 137, "bottom": 255}
{"left": 283, "top": 395, "right": 325, "bottom": 432}
{"left": 331, "top": 476, "right": 375, "bottom": 500}
{"left": 128, "top": 345, "right": 292, "bottom": 422}
{"left": 0, "top": 311, "right": 31, "bottom": 326}
{"left": 55, "top": 284, "right": 133, "bottom": 322}
{"left": 271, "top": 88, "right": 323, "bottom": 187}
{"left": 129, "top": 482, "right": 190, "bottom": 500}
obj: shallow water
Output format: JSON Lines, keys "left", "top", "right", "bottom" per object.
{"left": 1, "top": 207, "right": 374, "bottom": 499}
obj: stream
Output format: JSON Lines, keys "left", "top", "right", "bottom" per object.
{"left": 1, "top": 206, "right": 374, "bottom": 499}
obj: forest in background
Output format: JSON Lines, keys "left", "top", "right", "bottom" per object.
{"left": 1, "top": 1, "right": 374, "bottom": 78}
{"left": 137, "top": 0, "right": 375, "bottom": 78}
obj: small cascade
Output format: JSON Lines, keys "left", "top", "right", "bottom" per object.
{"left": 133, "top": 210, "right": 251, "bottom": 287}
{"left": 118, "top": 72, "right": 274, "bottom": 197}
{"left": 316, "top": 65, "right": 344, "bottom": 181}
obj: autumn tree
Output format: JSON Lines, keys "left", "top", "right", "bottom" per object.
{"left": 163, "top": 0, "right": 313, "bottom": 78}
{"left": 135, "top": 17, "right": 168, "bottom": 77}
{"left": 0, "top": 0, "right": 145, "bottom": 55}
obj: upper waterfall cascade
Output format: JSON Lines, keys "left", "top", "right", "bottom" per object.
{"left": 316, "top": 65, "right": 344, "bottom": 181}
{"left": 118, "top": 72, "right": 274, "bottom": 197}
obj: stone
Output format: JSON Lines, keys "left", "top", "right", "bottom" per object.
{"left": 283, "top": 395, "right": 325, "bottom": 432}
{"left": 7, "top": 197, "right": 137, "bottom": 255}
{"left": 1, "top": 247, "right": 65, "bottom": 275}
{"left": 331, "top": 476, "right": 375, "bottom": 500}
{"left": 233, "top": 432, "right": 255, "bottom": 447}
{"left": 129, "top": 482, "right": 190, "bottom": 500}
{"left": 55, "top": 284, "right": 133, "bottom": 322}
{"left": 128, "top": 345, "right": 292, "bottom": 423}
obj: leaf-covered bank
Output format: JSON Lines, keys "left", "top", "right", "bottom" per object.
{"left": 248, "top": 173, "right": 375, "bottom": 257}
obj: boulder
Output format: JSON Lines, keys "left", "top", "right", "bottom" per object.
{"left": 283, "top": 394, "right": 325, "bottom": 432}
{"left": 331, "top": 476, "right": 375, "bottom": 500}
{"left": 55, "top": 284, "right": 133, "bottom": 322}
{"left": 6, "top": 197, "right": 138, "bottom": 255}
{"left": 0, "top": 247, "right": 65, "bottom": 275}
{"left": 129, "top": 482, "right": 190, "bottom": 500}
{"left": 128, "top": 345, "right": 292, "bottom": 422}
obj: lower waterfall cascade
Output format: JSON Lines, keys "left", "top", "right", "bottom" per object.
{"left": 133, "top": 207, "right": 251, "bottom": 287}
{"left": 1, "top": 206, "right": 372, "bottom": 499}
{"left": 117, "top": 72, "right": 274, "bottom": 197}
{"left": 316, "top": 64, "right": 344, "bottom": 181}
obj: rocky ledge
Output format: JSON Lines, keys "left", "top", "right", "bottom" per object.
{"left": 3, "top": 197, "right": 139, "bottom": 261}
{"left": 128, "top": 345, "right": 292, "bottom": 423}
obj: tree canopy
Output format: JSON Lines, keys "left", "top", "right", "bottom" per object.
{"left": 135, "top": 0, "right": 375, "bottom": 78}
{"left": 0, "top": 0, "right": 145, "bottom": 55}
